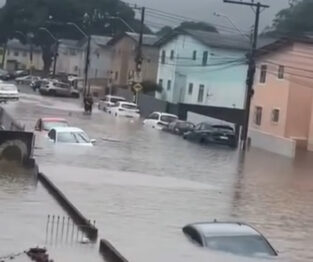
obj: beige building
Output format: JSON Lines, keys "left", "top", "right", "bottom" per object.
{"left": 108, "top": 32, "right": 159, "bottom": 88}
{"left": 5, "top": 39, "right": 43, "bottom": 71}
{"left": 249, "top": 37, "right": 313, "bottom": 157}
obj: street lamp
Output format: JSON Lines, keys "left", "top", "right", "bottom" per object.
{"left": 66, "top": 22, "right": 90, "bottom": 97}
{"left": 106, "top": 16, "right": 136, "bottom": 33}
{"left": 39, "top": 27, "right": 59, "bottom": 77}
{"left": 213, "top": 12, "right": 250, "bottom": 41}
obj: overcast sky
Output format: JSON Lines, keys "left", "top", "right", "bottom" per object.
{"left": 0, "top": 0, "right": 290, "bottom": 32}
{"left": 128, "top": 0, "right": 290, "bottom": 33}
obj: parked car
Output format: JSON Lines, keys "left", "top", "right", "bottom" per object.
{"left": 14, "top": 70, "right": 29, "bottom": 78}
{"left": 39, "top": 80, "right": 79, "bottom": 98}
{"left": 34, "top": 117, "right": 69, "bottom": 132}
{"left": 183, "top": 123, "right": 237, "bottom": 148}
{"left": 0, "top": 83, "right": 19, "bottom": 101}
{"left": 0, "top": 69, "right": 11, "bottom": 80}
{"left": 164, "top": 120, "right": 195, "bottom": 135}
{"left": 107, "top": 101, "right": 140, "bottom": 118}
{"left": 98, "top": 95, "right": 126, "bottom": 111}
{"left": 16, "top": 75, "right": 40, "bottom": 85}
{"left": 47, "top": 127, "right": 95, "bottom": 146}
{"left": 30, "top": 79, "right": 47, "bottom": 91}
{"left": 183, "top": 221, "right": 278, "bottom": 258}
{"left": 143, "top": 112, "right": 178, "bottom": 130}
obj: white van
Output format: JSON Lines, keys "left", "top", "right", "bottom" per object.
{"left": 98, "top": 95, "right": 126, "bottom": 111}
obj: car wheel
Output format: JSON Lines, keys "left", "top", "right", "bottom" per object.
{"left": 71, "top": 93, "right": 79, "bottom": 98}
{"left": 49, "top": 90, "right": 56, "bottom": 96}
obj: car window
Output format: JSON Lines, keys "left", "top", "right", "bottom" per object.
{"left": 42, "top": 121, "right": 68, "bottom": 131}
{"left": 204, "top": 235, "right": 276, "bottom": 256}
{"left": 48, "top": 129, "right": 56, "bottom": 141}
{"left": 200, "top": 123, "right": 212, "bottom": 130}
{"left": 74, "top": 132, "right": 90, "bottom": 143}
{"left": 57, "top": 132, "right": 78, "bottom": 143}
{"left": 148, "top": 113, "right": 159, "bottom": 120}
{"left": 122, "top": 104, "right": 138, "bottom": 110}
{"left": 212, "top": 125, "right": 234, "bottom": 131}
{"left": 183, "top": 227, "right": 202, "bottom": 246}
{"left": 160, "top": 115, "right": 177, "bottom": 123}
{"left": 111, "top": 97, "right": 125, "bottom": 103}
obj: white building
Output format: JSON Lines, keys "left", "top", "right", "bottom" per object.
{"left": 155, "top": 29, "right": 250, "bottom": 109}
{"left": 5, "top": 38, "right": 43, "bottom": 71}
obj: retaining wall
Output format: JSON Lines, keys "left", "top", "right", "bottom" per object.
{"left": 99, "top": 239, "right": 128, "bottom": 262}
{"left": 38, "top": 173, "right": 98, "bottom": 240}
{"left": 249, "top": 128, "right": 296, "bottom": 158}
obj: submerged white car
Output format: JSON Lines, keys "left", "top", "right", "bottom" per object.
{"left": 0, "top": 83, "right": 19, "bottom": 101}
{"left": 107, "top": 101, "right": 140, "bottom": 119}
{"left": 47, "top": 127, "right": 95, "bottom": 146}
{"left": 143, "top": 112, "right": 178, "bottom": 129}
{"left": 98, "top": 95, "right": 126, "bottom": 111}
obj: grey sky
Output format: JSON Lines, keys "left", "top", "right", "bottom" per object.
{"left": 128, "top": 0, "right": 290, "bottom": 33}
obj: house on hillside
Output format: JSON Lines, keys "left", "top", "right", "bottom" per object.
{"left": 4, "top": 38, "right": 43, "bottom": 71}
{"left": 107, "top": 32, "right": 159, "bottom": 88}
{"left": 250, "top": 37, "right": 313, "bottom": 157}
{"left": 154, "top": 29, "right": 252, "bottom": 109}
{"left": 56, "top": 39, "right": 82, "bottom": 76}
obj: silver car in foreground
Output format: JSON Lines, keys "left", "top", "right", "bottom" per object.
{"left": 183, "top": 221, "right": 278, "bottom": 258}
{"left": 0, "top": 83, "right": 19, "bottom": 101}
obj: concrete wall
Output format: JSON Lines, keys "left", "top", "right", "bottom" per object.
{"left": 249, "top": 128, "right": 296, "bottom": 158}
{"left": 156, "top": 34, "right": 247, "bottom": 109}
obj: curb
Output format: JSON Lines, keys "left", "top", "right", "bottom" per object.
{"left": 38, "top": 172, "right": 98, "bottom": 240}
{"left": 99, "top": 239, "right": 128, "bottom": 262}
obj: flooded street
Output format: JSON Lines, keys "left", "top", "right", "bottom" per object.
{"left": 2, "top": 88, "right": 313, "bottom": 261}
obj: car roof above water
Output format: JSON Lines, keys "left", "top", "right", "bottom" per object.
{"left": 52, "top": 127, "right": 84, "bottom": 133}
{"left": 186, "top": 222, "right": 260, "bottom": 237}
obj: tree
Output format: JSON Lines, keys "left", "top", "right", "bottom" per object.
{"left": 0, "top": 0, "right": 150, "bottom": 73}
{"left": 156, "top": 26, "right": 173, "bottom": 37}
{"left": 267, "top": 0, "right": 313, "bottom": 36}
{"left": 178, "top": 21, "right": 218, "bottom": 33}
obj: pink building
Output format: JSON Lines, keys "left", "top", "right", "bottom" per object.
{"left": 249, "top": 38, "right": 313, "bottom": 157}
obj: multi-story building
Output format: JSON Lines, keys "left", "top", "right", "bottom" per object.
{"left": 154, "top": 29, "right": 250, "bottom": 109}
{"left": 250, "top": 37, "right": 313, "bottom": 157}
{"left": 4, "top": 38, "right": 43, "bottom": 71}
{"left": 108, "top": 32, "right": 159, "bottom": 87}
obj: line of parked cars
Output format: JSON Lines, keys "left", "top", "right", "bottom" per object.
{"left": 35, "top": 117, "right": 95, "bottom": 146}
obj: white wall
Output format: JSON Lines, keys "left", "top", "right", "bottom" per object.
{"left": 56, "top": 44, "right": 82, "bottom": 75}
{"left": 249, "top": 128, "right": 296, "bottom": 158}
{"left": 156, "top": 34, "right": 247, "bottom": 109}
{"left": 89, "top": 45, "right": 111, "bottom": 79}
{"left": 5, "top": 48, "right": 43, "bottom": 71}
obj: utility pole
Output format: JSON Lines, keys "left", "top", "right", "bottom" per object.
{"left": 84, "top": 35, "right": 91, "bottom": 96}
{"left": 132, "top": 6, "right": 145, "bottom": 103}
{"left": 223, "top": 0, "right": 269, "bottom": 150}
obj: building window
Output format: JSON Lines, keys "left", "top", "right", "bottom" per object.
{"left": 159, "top": 79, "right": 163, "bottom": 88}
{"left": 115, "top": 71, "right": 119, "bottom": 81}
{"left": 192, "top": 50, "right": 197, "bottom": 60}
{"left": 272, "top": 108, "right": 280, "bottom": 123}
{"left": 202, "top": 51, "right": 208, "bottom": 66}
{"left": 23, "top": 51, "right": 27, "bottom": 57}
{"left": 278, "top": 65, "right": 284, "bottom": 79}
{"left": 14, "top": 51, "right": 19, "bottom": 57}
{"left": 188, "top": 83, "right": 193, "bottom": 95}
{"left": 74, "top": 66, "right": 79, "bottom": 72}
{"left": 198, "top": 84, "right": 204, "bottom": 102}
{"left": 170, "top": 50, "right": 174, "bottom": 60}
{"left": 167, "top": 80, "right": 171, "bottom": 90}
{"left": 260, "top": 65, "right": 267, "bottom": 83}
{"left": 254, "top": 106, "right": 263, "bottom": 126}
{"left": 161, "top": 50, "right": 166, "bottom": 64}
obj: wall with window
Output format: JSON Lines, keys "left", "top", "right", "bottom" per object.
{"left": 156, "top": 34, "right": 247, "bottom": 109}
{"left": 56, "top": 43, "right": 83, "bottom": 75}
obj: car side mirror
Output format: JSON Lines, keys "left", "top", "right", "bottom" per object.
{"left": 90, "top": 139, "right": 96, "bottom": 145}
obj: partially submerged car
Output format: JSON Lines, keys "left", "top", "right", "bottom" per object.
{"left": 183, "top": 221, "right": 278, "bottom": 258}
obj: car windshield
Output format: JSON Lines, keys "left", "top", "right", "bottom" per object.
{"left": 204, "top": 235, "right": 276, "bottom": 257}
{"left": 0, "top": 85, "right": 17, "bottom": 91}
{"left": 111, "top": 97, "right": 125, "bottom": 103}
{"left": 57, "top": 131, "right": 90, "bottom": 144}
{"left": 160, "top": 115, "right": 177, "bottom": 123}
{"left": 42, "top": 121, "right": 68, "bottom": 131}
{"left": 122, "top": 104, "right": 138, "bottom": 110}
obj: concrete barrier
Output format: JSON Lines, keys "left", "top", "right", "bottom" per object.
{"left": 38, "top": 173, "right": 98, "bottom": 240}
{"left": 249, "top": 128, "right": 296, "bottom": 158}
{"left": 99, "top": 239, "right": 128, "bottom": 262}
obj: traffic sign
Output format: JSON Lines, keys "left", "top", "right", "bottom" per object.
{"left": 133, "top": 83, "right": 143, "bottom": 92}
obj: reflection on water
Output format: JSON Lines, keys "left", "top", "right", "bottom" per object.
{"left": 3, "top": 95, "right": 313, "bottom": 261}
